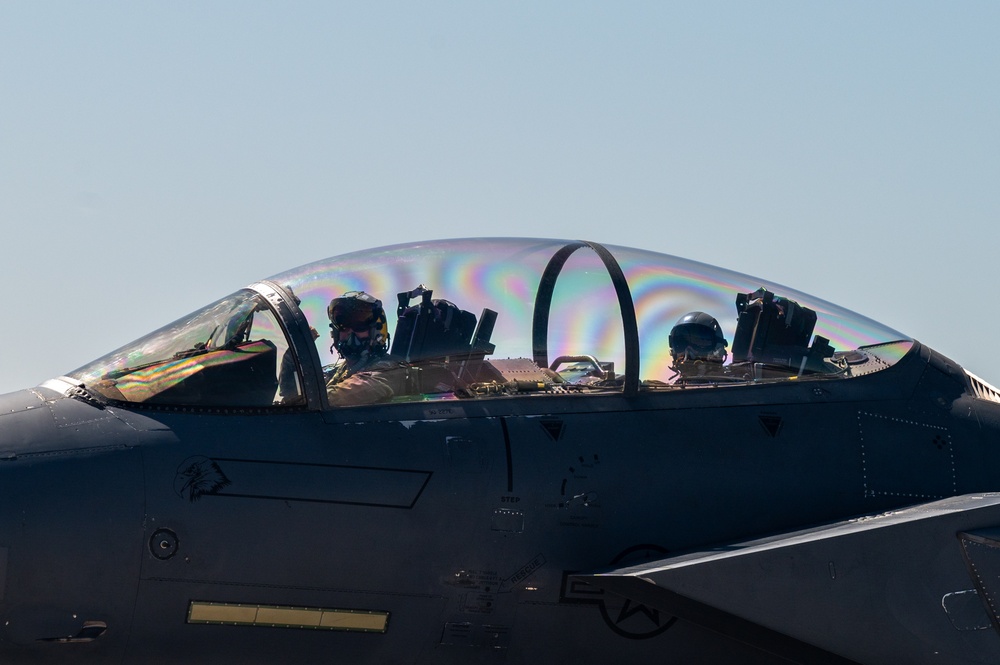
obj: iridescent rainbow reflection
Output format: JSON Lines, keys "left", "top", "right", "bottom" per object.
{"left": 614, "top": 248, "right": 907, "bottom": 381}
{"left": 273, "top": 239, "right": 562, "bottom": 370}
{"left": 64, "top": 237, "right": 913, "bottom": 406}
{"left": 270, "top": 238, "right": 908, "bottom": 382}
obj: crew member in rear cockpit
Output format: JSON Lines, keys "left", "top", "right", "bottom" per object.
{"left": 668, "top": 311, "right": 729, "bottom": 380}
{"left": 325, "top": 291, "right": 408, "bottom": 406}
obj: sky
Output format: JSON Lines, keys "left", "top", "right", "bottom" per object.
{"left": 1, "top": 2, "right": 998, "bottom": 393}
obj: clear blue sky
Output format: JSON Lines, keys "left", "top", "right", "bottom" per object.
{"left": 2, "top": 2, "right": 998, "bottom": 393}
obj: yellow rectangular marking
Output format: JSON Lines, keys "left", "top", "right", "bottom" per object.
{"left": 256, "top": 607, "right": 322, "bottom": 628}
{"left": 319, "top": 610, "right": 389, "bottom": 632}
{"left": 188, "top": 602, "right": 258, "bottom": 625}
{"left": 187, "top": 601, "right": 389, "bottom": 633}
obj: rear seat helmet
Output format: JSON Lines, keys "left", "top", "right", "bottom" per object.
{"left": 669, "top": 311, "right": 728, "bottom": 364}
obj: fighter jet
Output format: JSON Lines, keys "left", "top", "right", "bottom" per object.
{"left": 1, "top": 237, "right": 999, "bottom": 665}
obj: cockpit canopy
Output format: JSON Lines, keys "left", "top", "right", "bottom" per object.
{"left": 68, "top": 238, "right": 911, "bottom": 408}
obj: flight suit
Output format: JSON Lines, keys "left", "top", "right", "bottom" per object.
{"left": 326, "top": 355, "right": 410, "bottom": 407}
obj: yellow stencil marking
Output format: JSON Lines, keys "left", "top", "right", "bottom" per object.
{"left": 188, "top": 601, "right": 389, "bottom": 633}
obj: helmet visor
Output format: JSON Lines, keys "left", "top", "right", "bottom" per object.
{"left": 679, "top": 326, "right": 718, "bottom": 352}
{"left": 671, "top": 323, "right": 727, "bottom": 362}
{"left": 331, "top": 305, "right": 376, "bottom": 332}
{"left": 329, "top": 292, "right": 381, "bottom": 332}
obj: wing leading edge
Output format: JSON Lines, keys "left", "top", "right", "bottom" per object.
{"left": 573, "top": 494, "right": 1000, "bottom": 665}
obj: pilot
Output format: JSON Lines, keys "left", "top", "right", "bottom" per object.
{"left": 668, "top": 311, "right": 729, "bottom": 379}
{"left": 325, "top": 291, "right": 408, "bottom": 407}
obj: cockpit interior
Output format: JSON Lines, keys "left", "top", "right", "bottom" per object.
{"left": 67, "top": 238, "right": 911, "bottom": 409}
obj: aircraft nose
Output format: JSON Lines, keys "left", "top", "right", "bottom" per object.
{"left": 0, "top": 387, "right": 146, "bottom": 652}
{"left": 0, "top": 387, "right": 48, "bottom": 413}
{"left": 0, "top": 388, "right": 56, "bottom": 451}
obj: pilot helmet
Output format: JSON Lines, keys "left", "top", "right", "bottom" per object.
{"left": 328, "top": 291, "right": 389, "bottom": 358}
{"left": 669, "top": 311, "right": 728, "bottom": 365}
